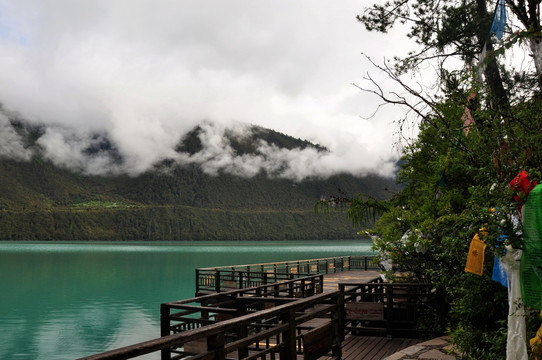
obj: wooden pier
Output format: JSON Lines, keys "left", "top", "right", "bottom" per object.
{"left": 78, "top": 256, "right": 444, "bottom": 360}
{"left": 195, "top": 256, "right": 379, "bottom": 295}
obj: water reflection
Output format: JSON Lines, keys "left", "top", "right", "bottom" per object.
{"left": 0, "top": 240, "right": 373, "bottom": 359}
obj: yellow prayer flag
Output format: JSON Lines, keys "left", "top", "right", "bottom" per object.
{"left": 465, "top": 233, "right": 487, "bottom": 276}
{"left": 530, "top": 324, "right": 542, "bottom": 360}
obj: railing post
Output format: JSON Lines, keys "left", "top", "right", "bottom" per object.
{"left": 195, "top": 269, "right": 200, "bottom": 296}
{"left": 239, "top": 271, "right": 244, "bottom": 289}
{"left": 234, "top": 301, "right": 248, "bottom": 358}
{"left": 279, "top": 310, "right": 296, "bottom": 359}
{"left": 207, "top": 331, "right": 226, "bottom": 360}
{"left": 215, "top": 270, "right": 221, "bottom": 293}
{"left": 247, "top": 266, "right": 251, "bottom": 288}
{"left": 160, "top": 304, "right": 171, "bottom": 360}
{"left": 237, "top": 323, "right": 249, "bottom": 358}
{"left": 338, "top": 284, "right": 346, "bottom": 336}
{"left": 386, "top": 285, "right": 393, "bottom": 336}
{"left": 201, "top": 298, "right": 209, "bottom": 322}
{"left": 333, "top": 293, "right": 344, "bottom": 357}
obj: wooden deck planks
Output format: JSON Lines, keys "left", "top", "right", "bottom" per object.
{"left": 321, "top": 270, "right": 381, "bottom": 293}
{"left": 317, "top": 335, "right": 421, "bottom": 360}
{"left": 340, "top": 335, "right": 422, "bottom": 360}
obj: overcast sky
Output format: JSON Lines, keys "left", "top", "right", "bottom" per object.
{"left": 0, "top": 1, "right": 414, "bottom": 179}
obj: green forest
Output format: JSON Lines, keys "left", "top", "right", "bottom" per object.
{"left": 0, "top": 121, "right": 397, "bottom": 240}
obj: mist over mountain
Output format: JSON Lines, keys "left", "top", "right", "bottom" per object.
{"left": 0, "top": 101, "right": 399, "bottom": 180}
{"left": 0, "top": 108, "right": 398, "bottom": 240}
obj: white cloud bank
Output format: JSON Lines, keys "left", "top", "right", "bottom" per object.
{"left": 0, "top": 0, "right": 406, "bottom": 180}
{"left": 0, "top": 112, "right": 32, "bottom": 161}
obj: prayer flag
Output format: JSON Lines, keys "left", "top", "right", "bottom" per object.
{"left": 521, "top": 184, "right": 542, "bottom": 309}
{"left": 490, "top": 0, "right": 507, "bottom": 40}
{"left": 492, "top": 255, "right": 508, "bottom": 287}
{"left": 466, "top": 233, "right": 487, "bottom": 276}
{"left": 531, "top": 323, "right": 542, "bottom": 360}
{"left": 510, "top": 170, "right": 538, "bottom": 211}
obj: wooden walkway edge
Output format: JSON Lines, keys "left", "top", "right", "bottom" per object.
{"left": 318, "top": 335, "right": 422, "bottom": 360}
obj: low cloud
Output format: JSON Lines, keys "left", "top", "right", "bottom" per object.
{"left": 36, "top": 126, "right": 123, "bottom": 176}
{"left": 0, "top": 1, "right": 404, "bottom": 180}
{"left": 175, "top": 122, "right": 398, "bottom": 180}
{"left": 0, "top": 113, "right": 398, "bottom": 180}
{"left": 0, "top": 113, "right": 32, "bottom": 161}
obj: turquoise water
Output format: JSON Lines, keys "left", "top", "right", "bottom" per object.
{"left": 0, "top": 240, "right": 373, "bottom": 359}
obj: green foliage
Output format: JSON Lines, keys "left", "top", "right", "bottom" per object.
{"left": 0, "top": 206, "right": 360, "bottom": 241}
{"left": 345, "top": 195, "right": 389, "bottom": 228}
{"left": 352, "top": 1, "right": 542, "bottom": 355}
{"left": 358, "top": 0, "right": 488, "bottom": 74}
{"left": 451, "top": 320, "right": 507, "bottom": 360}
{"left": 358, "top": 95, "right": 542, "bottom": 357}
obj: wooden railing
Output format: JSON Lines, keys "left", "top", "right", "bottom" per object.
{"left": 78, "top": 290, "right": 343, "bottom": 360}
{"left": 195, "top": 256, "right": 378, "bottom": 295}
{"left": 161, "top": 275, "right": 324, "bottom": 335}
{"left": 78, "top": 280, "right": 446, "bottom": 360}
{"left": 340, "top": 280, "right": 445, "bottom": 338}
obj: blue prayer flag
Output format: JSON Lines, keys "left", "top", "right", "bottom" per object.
{"left": 492, "top": 255, "right": 508, "bottom": 287}
{"left": 490, "top": 0, "right": 507, "bottom": 40}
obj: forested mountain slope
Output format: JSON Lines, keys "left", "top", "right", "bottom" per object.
{"left": 0, "top": 120, "right": 397, "bottom": 240}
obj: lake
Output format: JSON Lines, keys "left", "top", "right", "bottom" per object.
{"left": 0, "top": 240, "right": 373, "bottom": 359}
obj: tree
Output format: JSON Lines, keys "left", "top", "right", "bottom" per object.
{"left": 359, "top": 0, "right": 542, "bottom": 95}
{"left": 342, "top": 0, "right": 542, "bottom": 358}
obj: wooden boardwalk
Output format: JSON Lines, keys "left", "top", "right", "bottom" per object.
{"left": 320, "top": 270, "right": 424, "bottom": 360}
{"left": 222, "top": 271, "right": 419, "bottom": 360}
{"left": 321, "top": 270, "right": 381, "bottom": 293}
{"left": 81, "top": 262, "right": 432, "bottom": 360}
{"left": 329, "top": 335, "right": 421, "bottom": 360}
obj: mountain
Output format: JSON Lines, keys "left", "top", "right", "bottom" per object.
{"left": 0, "top": 116, "right": 398, "bottom": 241}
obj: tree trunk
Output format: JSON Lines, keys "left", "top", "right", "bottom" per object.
{"left": 529, "top": 36, "right": 542, "bottom": 91}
